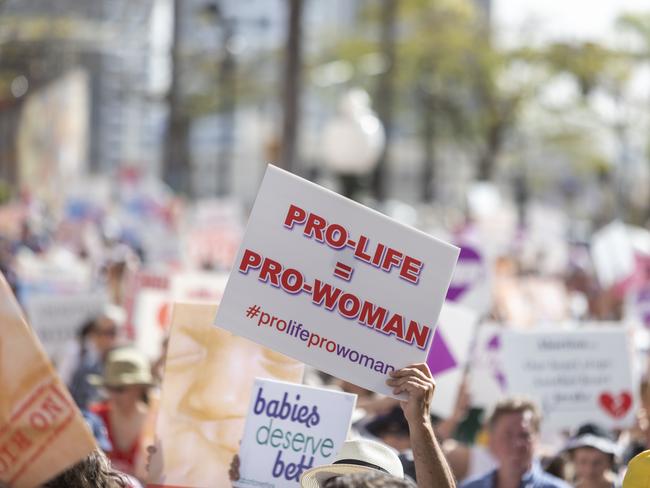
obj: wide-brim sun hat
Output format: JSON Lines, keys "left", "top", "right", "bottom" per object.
{"left": 87, "top": 346, "right": 153, "bottom": 388}
{"left": 300, "top": 438, "right": 404, "bottom": 488}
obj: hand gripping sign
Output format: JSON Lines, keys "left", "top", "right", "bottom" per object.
{"left": 215, "top": 165, "right": 459, "bottom": 397}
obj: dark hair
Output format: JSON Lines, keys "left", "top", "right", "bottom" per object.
{"left": 323, "top": 471, "right": 416, "bottom": 488}
{"left": 488, "top": 397, "right": 541, "bottom": 433}
{"left": 41, "top": 449, "right": 129, "bottom": 488}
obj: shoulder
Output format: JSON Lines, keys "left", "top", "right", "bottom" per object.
{"left": 459, "top": 469, "right": 495, "bottom": 488}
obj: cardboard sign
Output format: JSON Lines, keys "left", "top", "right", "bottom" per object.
{"left": 149, "top": 303, "right": 304, "bottom": 487}
{"left": 23, "top": 291, "right": 106, "bottom": 367}
{"left": 235, "top": 379, "right": 355, "bottom": 487}
{"left": 0, "top": 273, "right": 96, "bottom": 488}
{"left": 501, "top": 327, "right": 636, "bottom": 430}
{"left": 215, "top": 166, "right": 458, "bottom": 396}
{"left": 427, "top": 302, "right": 479, "bottom": 418}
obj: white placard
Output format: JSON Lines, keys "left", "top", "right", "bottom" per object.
{"left": 447, "top": 242, "right": 492, "bottom": 315}
{"left": 235, "top": 378, "right": 355, "bottom": 487}
{"left": 501, "top": 327, "right": 636, "bottom": 430}
{"left": 24, "top": 291, "right": 106, "bottom": 366}
{"left": 468, "top": 323, "right": 507, "bottom": 410}
{"left": 427, "top": 302, "right": 479, "bottom": 418}
{"left": 215, "top": 166, "right": 459, "bottom": 397}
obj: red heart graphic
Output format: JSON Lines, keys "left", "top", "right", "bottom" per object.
{"left": 598, "top": 391, "right": 633, "bottom": 418}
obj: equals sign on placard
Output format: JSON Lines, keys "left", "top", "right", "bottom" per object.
{"left": 333, "top": 262, "right": 354, "bottom": 281}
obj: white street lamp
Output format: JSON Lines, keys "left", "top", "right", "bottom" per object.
{"left": 322, "top": 89, "right": 385, "bottom": 189}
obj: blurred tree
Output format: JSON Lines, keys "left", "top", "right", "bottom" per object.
{"left": 280, "top": 0, "right": 304, "bottom": 174}
{"left": 372, "top": 0, "right": 398, "bottom": 201}
{"left": 617, "top": 12, "right": 650, "bottom": 220}
{"left": 163, "top": 0, "right": 192, "bottom": 196}
{"left": 329, "top": 0, "right": 536, "bottom": 200}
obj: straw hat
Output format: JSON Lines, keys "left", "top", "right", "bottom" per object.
{"left": 300, "top": 438, "right": 404, "bottom": 488}
{"left": 87, "top": 347, "right": 153, "bottom": 388}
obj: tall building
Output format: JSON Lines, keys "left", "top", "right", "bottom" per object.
{"left": 0, "top": 0, "right": 168, "bottom": 180}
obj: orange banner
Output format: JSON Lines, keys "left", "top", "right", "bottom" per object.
{"left": 0, "top": 273, "right": 96, "bottom": 487}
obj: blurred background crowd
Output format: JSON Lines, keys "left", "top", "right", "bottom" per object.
{"left": 0, "top": 0, "right": 649, "bottom": 486}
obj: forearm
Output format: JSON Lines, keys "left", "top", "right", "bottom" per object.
{"left": 410, "top": 419, "right": 456, "bottom": 488}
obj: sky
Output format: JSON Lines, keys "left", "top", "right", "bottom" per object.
{"left": 494, "top": 0, "right": 650, "bottom": 47}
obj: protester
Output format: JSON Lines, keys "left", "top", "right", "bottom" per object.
{"left": 227, "top": 363, "right": 456, "bottom": 488}
{"left": 299, "top": 438, "right": 406, "bottom": 486}
{"left": 61, "top": 306, "right": 124, "bottom": 409}
{"left": 460, "top": 398, "right": 570, "bottom": 488}
{"left": 39, "top": 449, "right": 141, "bottom": 488}
{"left": 317, "top": 471, "right": 418, "bottom": 487}
{"left": 300, "top": 363, "right": 456, "bottom": 488}
{"left": 565, "top": 425, "right": 620, "bottom": 488}
{"left": 88, "top": 346, "right": 154, "bottom": 477}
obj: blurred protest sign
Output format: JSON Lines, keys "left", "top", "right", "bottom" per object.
{"left": 500, "top": 327, "right": 636, "bottom": 430}
{"left": 149, "top": 303, "right": 304, "bottom": 487}
{"left": 215, "top": 165, "right": 458, "bottom": 397}
{"left": 447, "top": 243, "right": 491, "bottom": 315}
{"left": 129, "top": 271, "right": 230, "bottom": 361}
{"left": 181, "top": 199, "right": 244, "bottom": 271}
{"left": 15, "top": 247, "right": 94, "bottom": 297}
{"left": 427, "top": 302, "right": 479, "bottom": 418}
{"left": 468, "top": 323, "right": 507, "bottom": 410}
{"left": 0, "top": 272, "right": 96, "bottom": 488}
{"left": 235, "top": 378, "right": 355, "bottom": 487}
{"left": 171, "top": 271, "right": 229, "bottom": 303}
{"left": 24, "top": 291, "right": 106, "bottom": 367}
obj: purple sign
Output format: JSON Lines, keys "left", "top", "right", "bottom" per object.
{"left": 426, "top": 328, "right": 458, "bottom": 376}
{"left": 446, "top": 245, "right": 483, "bottom": 302}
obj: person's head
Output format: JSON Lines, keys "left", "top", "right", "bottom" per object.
{"left": 365, "top": 406, "right": 411, "bottom": 452}
{"left": 300, "top": 438, "right": 404, "bottom": 488}
{"left": 322, "top": 471, "right": 416, "bottom": 488}
{"left": 572, "top": 447, "right": 613, "bottom": 483}
{"left": 40, "top": 449, "right": 128, "bottom": 488}
{"left": 88, "top": 346, "right": 153, "bottom": 409}
{"left": 84, "top": 305, "right": 125, "bottom": 355}
{"left": 487, "top": 397, "right": 541, "bottom": 474}
{"left": 565, "top": 427, "right": 617, "bottom": 484}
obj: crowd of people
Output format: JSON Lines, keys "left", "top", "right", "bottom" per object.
{"left": 0, "top": 185, "right": 649, "bottom": 487}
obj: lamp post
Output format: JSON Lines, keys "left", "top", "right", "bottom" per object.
{"left": 322, "top": 89, "right": 385, "bottom": 200}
